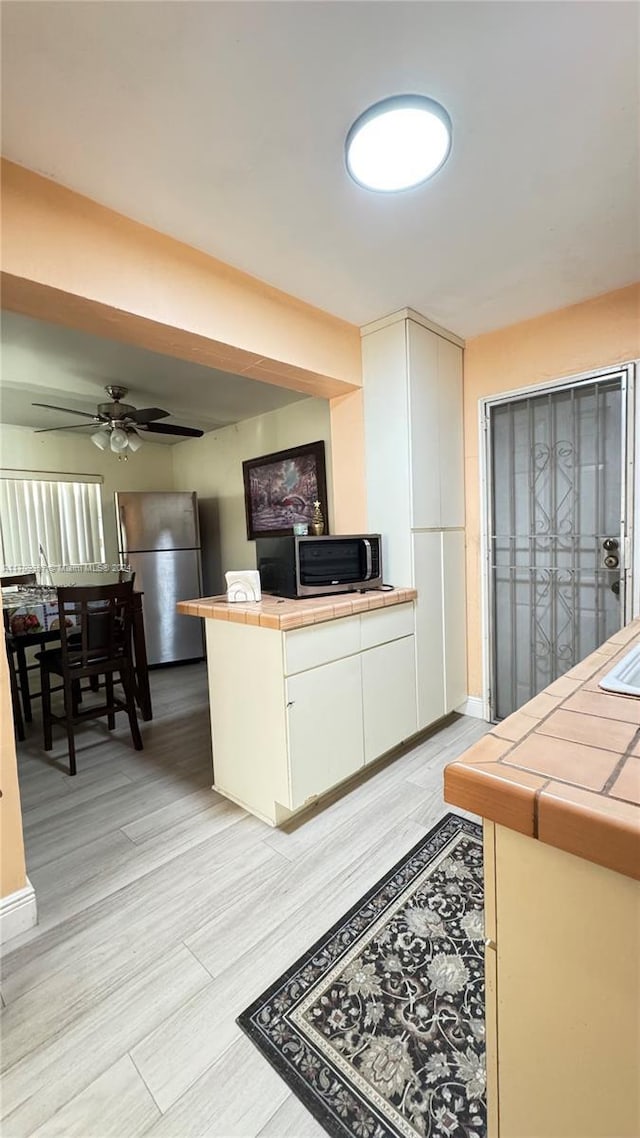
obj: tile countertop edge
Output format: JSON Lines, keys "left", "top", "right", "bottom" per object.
{"left": 444, "top": 619, "right": 640, "bottom": 881}
{"left": 176, "top": 588, "right": 417, "bottom": 630}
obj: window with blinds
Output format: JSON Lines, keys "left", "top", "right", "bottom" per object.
{"left": 0, "top": 476, "right": 106, "bottom": 570}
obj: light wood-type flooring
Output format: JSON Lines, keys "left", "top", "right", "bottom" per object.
{"left": 1, "top": 663, "right": 488, "bottom": 1138}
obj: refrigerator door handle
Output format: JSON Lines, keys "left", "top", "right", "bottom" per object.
{"left": 117, "top": 503, "right": 127, "bottom": 554}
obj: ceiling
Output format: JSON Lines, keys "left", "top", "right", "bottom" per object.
{"left": 1, "top": 2, "right": 638, "bottom": 339}
{"left": 0, "top": 311, "right": 306, "bottom": 442}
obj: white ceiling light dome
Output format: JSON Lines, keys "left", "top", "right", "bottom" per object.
{"left": 91, "top": 427, "right": 110, "bottom": 451}
{"left": 345, "top": 94, "right": 452, "bottom": 193}
{"left": 109, "top": 425, "right": 129, "bottom": 453}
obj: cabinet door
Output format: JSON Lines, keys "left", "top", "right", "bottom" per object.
{"left": 437, "top": 336, "right": 464, "bottom": 529}
{"left": 362, "top": 636, "right": 417, "bottom": 764}
{"left": 412, "top": 531, "right": 446, "bottom": 728}
{"left": 442, "top": 529, "right": 467, "bottom": 712}
{"left": 408, "top": 321, "right": 441, "bottom": 529}
{"left": 363, "top": 320, "right": 413, "bottom": 585}
{"left": 286, "top": 656, "right": 364, "bottom": 810}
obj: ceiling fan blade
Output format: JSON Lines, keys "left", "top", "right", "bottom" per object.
{"left": 128, "top": 407, "right": 170, "bottom": 424}
{"left": 32, "top": 402, "right": 101, "bottom": 420}
{"left": 34, "top": 423, "right": 96, "bottom": 433}
{"left": 142, "top": 422, "right": 204, "bottom": 438}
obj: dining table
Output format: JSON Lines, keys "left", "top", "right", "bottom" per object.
{"left": 3, "top": 586, "right": 153, "bottom": 723}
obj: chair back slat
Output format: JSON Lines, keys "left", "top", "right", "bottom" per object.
{"left": 56, "top": 582, "right": 135, "bottom": 670}
{"left": 1, "top": 573, "right": 37, "bottom": 588}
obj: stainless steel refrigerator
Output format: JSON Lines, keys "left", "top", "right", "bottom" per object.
{"left": 115, "top": 491, "right": 204, "bottom": 665}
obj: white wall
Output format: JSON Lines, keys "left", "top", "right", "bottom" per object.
{"left": 0, "top": 423, "right": 176, "bottom": 567}
{"left": 172, "top": 398, "right": 332, "bottom": 594}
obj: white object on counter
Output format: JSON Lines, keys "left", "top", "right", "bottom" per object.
{"left": 225, "top": 570, "right": 261, "bottom": 603}
{"left": 599, "top": 642, "right": 640, "bottom": 696}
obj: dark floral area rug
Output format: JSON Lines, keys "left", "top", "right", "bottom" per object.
{"left": 237, "top": 813, "right": 486, "bottom": 1138}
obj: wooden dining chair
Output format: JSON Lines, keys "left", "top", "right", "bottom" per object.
{"left": 3, "top": 571, "right": 62, "bottom": 721}
{"left": 5, "top": 633, "right": 25, "bottom": 742}
{"left": 37, "top": 581, "right": 143, "bottom": 775}
{"left": 2, "top": 571, "right": 48, "bottom": 726}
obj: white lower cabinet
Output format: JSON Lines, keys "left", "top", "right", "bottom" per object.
{"left": 362, "top": 636, "right": 417, "bottom": 763}
{"left": 205, "top": 602, "right": 419, "bottom": 825}
{"left": 287, "top": 655, "right": 364, "bottom": 809}
{"left": 412, "top": 531, "right": 446, "bottom": 728}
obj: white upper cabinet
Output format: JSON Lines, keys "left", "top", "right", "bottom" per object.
{"left": 436, "top": 336, "right": 465, "bottom": 529}
{"left": 364, "top": 314, "right": 464, "bottom": 543}
{"left": 408, "top": 320, "right": 464, "bottom": 530}
{"left": 362, "top": 320, "right": 413, "bottom": 586}
{"left": 408, "top": 321, "right": 441, "bottom": 529}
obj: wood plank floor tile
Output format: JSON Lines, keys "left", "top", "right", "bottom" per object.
{"left": 141, "top": 1035, "right": 289, "bottom": 1138}
{"left": 1, "top": 946, "right": 210, "bottom": 1137}
{"left": 1, "top": 836, "right": 280, "bottom": 1062}
{"left": 29, "top": 1054, "right": 160, "bottom": 1138}
{"left": 121, "top": 785, "right": 224, "bottom": 844}
{"left": 187, "top": 778, "right": 435, "bottom": 978}
{"left": 21, "top": 770, "right": 135, "bottom": 830}
{"left": 257, "top": 1093, "right": 328, "bottom": 1138}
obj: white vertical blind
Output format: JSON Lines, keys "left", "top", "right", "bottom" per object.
{"left": 0, "top": 477, "right": 106, "bottom": 569}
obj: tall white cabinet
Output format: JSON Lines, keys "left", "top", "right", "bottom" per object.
{"left": 362, "top": 309, "right": 467, "bottom": 729}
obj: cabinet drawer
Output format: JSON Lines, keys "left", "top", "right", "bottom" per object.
{"left": 360, "top": 602, "right": 415, "bottom": 650}
{"left": 284, "top": 614, "right": 360, "bottom": 675}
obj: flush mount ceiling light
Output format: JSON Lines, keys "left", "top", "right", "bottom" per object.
{"left": 345, "top": 94, "right": 452, "bottom": 192}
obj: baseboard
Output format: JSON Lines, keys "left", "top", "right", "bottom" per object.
{"left": 0, "top": 878, "right": 37, "bottom": 946}
{"left": 456, "top": 696, "right": 488, "bottom": 721}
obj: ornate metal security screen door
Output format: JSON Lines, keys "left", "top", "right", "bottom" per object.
{"left": 488, "top": 372, "right": 630, "bottom": 720}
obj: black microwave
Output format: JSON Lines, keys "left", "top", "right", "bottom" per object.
{"left": 256, "top": 534, "right": 383, "bottom": 598}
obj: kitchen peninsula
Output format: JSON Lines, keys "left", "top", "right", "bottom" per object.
{"left": 445, "top": 620, "right": 640, "bottom": 1138}
{"left": 178, "top": 588, "right": 418, "bottom": 825}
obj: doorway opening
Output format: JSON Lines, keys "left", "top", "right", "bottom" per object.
{"left": 483, "top": 365, "right": 635, "bottom": 721}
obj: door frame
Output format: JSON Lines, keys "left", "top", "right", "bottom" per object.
{"left": 479, "top": 362, "right": 636, "bottom": 722}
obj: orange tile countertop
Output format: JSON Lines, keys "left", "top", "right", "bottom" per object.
{"left": 445, "top": 620, "right": 640, "bottom": 880}
{"left": 177, "top": 587, "right": 417, "bottom": 631}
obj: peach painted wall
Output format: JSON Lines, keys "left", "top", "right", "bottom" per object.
{"left": 329, "top": 389, "right": 367, "bottom": 534}
{"left": 464, "top": 283, "right": 640, "bottom": 699}
{"left": 1, "top": 160, "right": 361, "bottom": 399}
{"left": 1, "top": 647, "right": 27, "bottom": 898}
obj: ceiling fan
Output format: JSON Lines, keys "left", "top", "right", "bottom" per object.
{"left": 33, "top": 385, "right": 204, "bottom": 454}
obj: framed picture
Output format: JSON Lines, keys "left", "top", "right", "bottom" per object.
{"left": 242, "top": 440, "right": 329, "bottom": 540}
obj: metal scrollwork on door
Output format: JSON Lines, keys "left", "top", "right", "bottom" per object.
{"left": 532, "top": 440, "right": 575, "bottom": 537}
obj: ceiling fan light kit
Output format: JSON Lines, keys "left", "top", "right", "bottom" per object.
{"left": 345, "top": 93, "right": 452, "bottom": 192}
{"left": 91, "top": 427, "right": 110, "bottom": 451}
{"left": 33, "top": 385, "right": 204, "bottom": 456}
{"left": 108, "top": 426, "right": 129, "bottom": 453}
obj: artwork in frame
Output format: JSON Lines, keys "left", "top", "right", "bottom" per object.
{"left": 242, "top": 441, "right": 329, "bottom": 540}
